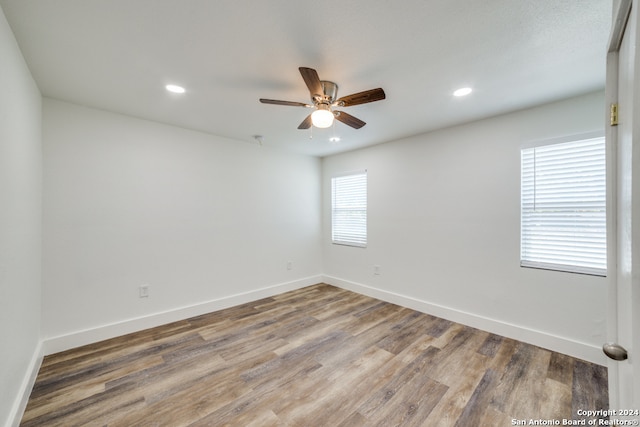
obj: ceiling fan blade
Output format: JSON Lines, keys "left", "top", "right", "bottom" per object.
{"left": 260, "top": 98, "right": 310, "bottom": 107}
{"left": 298, "top": 114, "right": 313, "bottom": 129}
{"left": 299, "top": 67, "right": 324, "bottom": 99}
{"left": 336, "top": 88, "right": 386, "bottom": 107}
{"left": 335, "top": 111, "right": 366, "bottom": 129}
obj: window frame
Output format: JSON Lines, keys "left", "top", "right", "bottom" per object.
{"left": 331, "top": 171, "right": 367, "bottom": 248}
{"left": 520, "top": 131, "right": 607, "bottom": 276}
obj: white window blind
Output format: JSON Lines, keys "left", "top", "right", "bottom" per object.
{"left": 521, "top": 136, "right": 606, "bottom": 276}
{"left": 332, "top": 172, "right": 367, "bottom": 247}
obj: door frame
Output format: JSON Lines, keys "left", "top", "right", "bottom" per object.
{"left": 605, "top": 0, "right": 636, "bottom": 410}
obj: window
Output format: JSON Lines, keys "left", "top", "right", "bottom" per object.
{"left": 520, "top": 134, "right": 606, "bottom": 276}
{"left": 331, "top": 171, "right": 367, "bottom": 247}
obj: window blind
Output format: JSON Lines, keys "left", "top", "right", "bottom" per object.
{"left": 332, "top": 172, "right": 367, "bottom": 247}
{"left": 520, "top": 137, "right": 606, "bottom": 276}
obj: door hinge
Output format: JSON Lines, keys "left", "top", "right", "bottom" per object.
{"left": 611, "top": 103, "right": 619, "bottom": 126}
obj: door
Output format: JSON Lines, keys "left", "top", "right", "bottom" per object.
{"left": 606, "top": 0, "right": 639, "bottom": 411}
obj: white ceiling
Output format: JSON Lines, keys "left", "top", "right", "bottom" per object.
{"left": 1, "top": 0, "right": 611, "bottom": 157}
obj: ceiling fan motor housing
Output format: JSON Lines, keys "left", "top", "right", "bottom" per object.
{"left": 317, "top": 81, "right": 338, "bottom": 104}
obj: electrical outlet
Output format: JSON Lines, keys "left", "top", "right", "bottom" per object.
{"left": 287, "top": 261, "right": 293, "bottom": 271}
{"left": 139, "top": 285, "right": 150, "bottom": 298}
{"left": 373, "top": 265, "right": 380, "bottom": 275}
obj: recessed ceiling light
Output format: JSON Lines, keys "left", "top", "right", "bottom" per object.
{"left": 165, "top": 84, "right": 186, "bottom": 94}
{"left": 329, "top": 136, "right": 341, "bottom": 143}
{"left": 453, "top": 87, "right": 472, "bottom": 97}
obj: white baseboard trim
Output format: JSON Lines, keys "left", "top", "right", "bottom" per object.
{"left": 6, "top": 341, "right": 43, "bottom": 427}
{"left": 41, "top": 274, "right": 606, "bottom": 365}
{"left": 43, "top": 275, "right": 322, "bottom": 355}
{"left": 322, "top": 275, "right": 607, "bottom": 366}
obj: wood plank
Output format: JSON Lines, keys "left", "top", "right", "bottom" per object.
{"left": 454, "top": 368, "right": 499, "bottom": 427}
{"left": 477, "top": 333, "right": 503, "bottom": 358}
{"left": 547, "top": 351, "right": 575, "bottom": 385}
{"left": 572, "top": 359, "right": 609, "bottom": 421}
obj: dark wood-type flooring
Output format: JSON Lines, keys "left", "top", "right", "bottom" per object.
{"left": 21, "top": 284, "right": 608, "bottom": 426}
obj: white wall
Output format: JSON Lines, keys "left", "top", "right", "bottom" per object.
{"left": 0, "top": 6, "right": 42, "bottom": 427}
{"left": 322, "top": 91, "right": 610, "bottom": 364}
{"left": 42, "top": 91, "right": 611, "bottom": 364}
{"left": 42, "top": 99, "right": 322, "bottom": 350}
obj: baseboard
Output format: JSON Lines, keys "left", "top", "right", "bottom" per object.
{"left": 43, "top": 275, "right": 322, "bottom": 355}
{"left": 41, "top": 274, "right": 607, "bottom": 365}
{"left": 323, "top": 275, "right": 607, "bottom": 366}
{"left": 6, "top": 341, "right": 43, "bottom": 427}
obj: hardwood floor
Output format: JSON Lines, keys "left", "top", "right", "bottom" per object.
{"left": 21, "top": 284, "right": 608, "bottom": 426}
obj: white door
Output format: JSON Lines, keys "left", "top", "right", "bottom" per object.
{"left": 606, "top": 0, "right": 640, "bottom": 412}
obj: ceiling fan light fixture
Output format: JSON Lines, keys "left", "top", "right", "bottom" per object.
{"left": 311, "top": 106, "right": 334, "bottom": 128}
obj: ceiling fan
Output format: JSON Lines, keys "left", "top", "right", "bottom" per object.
{"left": 260, "top": 67, "right": 385, "bottom": 130}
